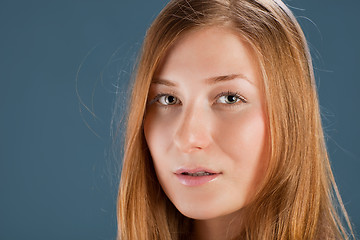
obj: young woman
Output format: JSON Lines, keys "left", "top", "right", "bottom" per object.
{"left": 116, "top": 0, "right": 354, "bottom": 239}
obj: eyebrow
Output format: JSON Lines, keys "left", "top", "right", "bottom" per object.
{"left": 152, "top": 73, "right": 252, "bottom": 87}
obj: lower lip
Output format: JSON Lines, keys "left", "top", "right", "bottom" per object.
{"left": 175, "top": 173, "right": 220, "bottom": 186}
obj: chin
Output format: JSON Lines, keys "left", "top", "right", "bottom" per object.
{"left": 174, "top": 201, "right": 234, "bottom": 220}
{"left": 178, "top": 207, "right": 221, "bottom": 220}
{"left": 172, "top": 196, "right": 249, "bottom": 221}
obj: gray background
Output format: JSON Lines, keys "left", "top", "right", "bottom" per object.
{"left": 0, "top": 0, "right": 359, "bottom": 239}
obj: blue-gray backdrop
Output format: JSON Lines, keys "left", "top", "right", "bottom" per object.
{"left": 1, "top": 0, "right": 359, "bottom": 239}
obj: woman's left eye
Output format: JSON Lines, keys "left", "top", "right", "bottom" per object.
{"left": 216, "top": 92, "right": 246, "bottom": 104}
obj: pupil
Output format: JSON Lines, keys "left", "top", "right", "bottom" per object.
{"left": 167, "top": 96, "right": 175, "bottom": 104}
{"left": 227, "top": 95, "right": 236, "bottom": 103}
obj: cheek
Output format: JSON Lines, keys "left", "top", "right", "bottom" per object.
{"left": 217, "top": 108, "right": 266, "bottom": 150}
{"left": 143, "top": 109, "right": 176, "bottom": 179}
{"left": 144, "top": 110, "right": 181, "bottom": 201}
{"left": 144, "top": 108, "right": 176, "bottom": 156}
{"left": 215, "top": 107, "right": 269, "bottom": 183}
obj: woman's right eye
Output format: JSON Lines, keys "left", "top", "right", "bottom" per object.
{"left": 157, "top": 95, "right": 181, "bottom": 105}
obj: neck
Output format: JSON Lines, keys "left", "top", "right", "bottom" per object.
{"left": 191, "top": 210, "right": 244, "bottom": 240}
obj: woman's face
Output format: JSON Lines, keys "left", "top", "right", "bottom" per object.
{"left": 144, "top": 27, "right": 269, "bottom": 220}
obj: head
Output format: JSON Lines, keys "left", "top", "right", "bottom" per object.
{"left": 117, "top": 0, "right": 352, "bottom": 239}
{"left": 143, "top": 25, "right": 271, "bottom": 223}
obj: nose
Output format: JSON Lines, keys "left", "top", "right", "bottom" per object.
{"left": 173, "top": 104, "right": 212, "bottom": 153}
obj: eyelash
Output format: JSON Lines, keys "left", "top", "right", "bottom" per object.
{"left": 215, "top": 91, "right": 248, "bottom": 104}
{"left": 148, "top": 91, "right": 178, "bottom": 106}
{"left": 148, "top": 91, "right": 247, "bottom": 107}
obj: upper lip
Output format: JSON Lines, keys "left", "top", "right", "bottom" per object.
{"left": 175, "top": 167, "right": 221, "bottom": 175}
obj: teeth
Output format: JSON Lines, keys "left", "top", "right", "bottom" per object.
{"left": 182, "top": 171, "right": 213, "bottom": 176}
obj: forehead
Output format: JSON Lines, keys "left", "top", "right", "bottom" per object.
{"left": 154, "top": 26, "right": 262, "bottom": 87}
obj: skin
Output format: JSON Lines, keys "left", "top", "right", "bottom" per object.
{"left": 144, "top": 26, "right": 270, "bottom": 239}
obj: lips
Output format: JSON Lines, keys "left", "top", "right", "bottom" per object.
{"left": 181, "top": 171, "right": 215, "bottom": 176}
{"left": 175, "top": 167, "right": 219, "bottom": 175}
{"left": 174, "top": 168, "right": 221, "bottom": 186}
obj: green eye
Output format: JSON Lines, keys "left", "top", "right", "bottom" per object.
{"left": 218, "top": 94, "right": 242, "bottom": 104}
{"left": 215, "top": 91, "right": 247, "bottom": 105}
{"left": 158, "top": 95, "right": 180, "bottom": 105}
{"left": 219, "top": 95, "right": 240, "bottom": 104}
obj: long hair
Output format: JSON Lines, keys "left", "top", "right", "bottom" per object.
{"left": 116, "top": 0, "right": 354, "bottom": 239}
